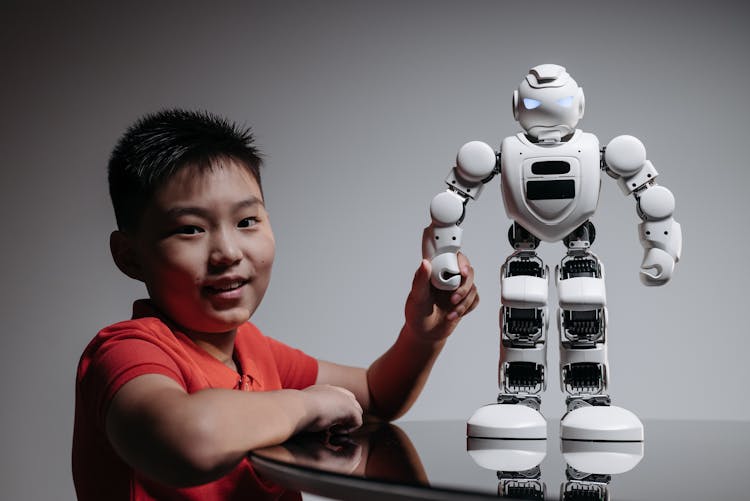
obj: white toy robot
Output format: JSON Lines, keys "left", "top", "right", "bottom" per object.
{"left": 423, "top": 64, "right": 682, "bottom": 440}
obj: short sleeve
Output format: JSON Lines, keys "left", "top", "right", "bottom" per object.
{"left": 264, "top": 337, "right": 318, "bottom": 390}
{"left": 79, "top": 337, "right": 185, "bottom": 429}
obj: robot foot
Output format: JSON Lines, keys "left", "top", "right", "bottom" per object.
{"left": 560, "top": 405, "right": 644, "bottom": 441}
{"left": 467, "top": 403, "right": 547, "bottom": 439}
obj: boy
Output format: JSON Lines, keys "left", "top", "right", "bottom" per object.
{"left": 72, "top": 109, "right": 478, "bottom": 500}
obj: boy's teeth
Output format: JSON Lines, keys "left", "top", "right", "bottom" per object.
{"left": 214, "top": 281, "right": 243, "bottom": 291}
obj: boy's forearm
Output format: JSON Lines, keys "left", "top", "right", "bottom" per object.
{"left": 179, "top": 387, "right": 312, "bottom": 458}
{"left": 366, "top": 324, "right": 446, "bottom": 421}
{"left": 107, "top": 378, "right": 313, "bottom": 486}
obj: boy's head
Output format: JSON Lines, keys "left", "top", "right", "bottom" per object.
{"left": 108, "top": 110, "right": 275, "bottom": 334}
{"left": 109, "top": 109, "right": 263, "bottom": 233}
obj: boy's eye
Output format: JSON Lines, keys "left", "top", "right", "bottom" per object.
{"left": 238, "top": 217, "right": 258, "bottom": 228}
{"left": 175, "top": 225, "right": 204, "bottom": 235}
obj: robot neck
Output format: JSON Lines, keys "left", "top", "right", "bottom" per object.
{"left": 525, "top": 130, "right": 576, "bottom": 145}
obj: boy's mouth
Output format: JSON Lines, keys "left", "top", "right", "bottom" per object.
{"left": 203, "top": 279, "right": 249, "bottom": 295}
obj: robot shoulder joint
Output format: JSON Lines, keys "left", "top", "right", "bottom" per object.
{"left": 447, "top": 141, "right": 498, "bottom": 199}
{"left": 604, "top": 135, "right": 659, "bottom": 195}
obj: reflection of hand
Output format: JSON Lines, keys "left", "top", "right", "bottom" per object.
{"left": 319, "top": 433, "right": 363, "bottom": 474}
{"left": 255, "top": 423, "right": 428, "bottom": 484}
{"left": 284, "top": 433, "right": 363, "bottom": 474}
{"left": 300, "top": 384, "right": 363, "bottom": 434}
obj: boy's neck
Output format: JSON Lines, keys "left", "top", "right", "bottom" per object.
{"left": 138, "top": 300, "right": 240, "bottom": 371}
{"left": 187, "top": 330, "right": 239, "bottom": 372}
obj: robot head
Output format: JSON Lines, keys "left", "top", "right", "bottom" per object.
{"left": 512, "top": 64, "right": 585, "bottom": 142}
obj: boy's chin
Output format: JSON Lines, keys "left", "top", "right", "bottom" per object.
{"left": 185, "top": 308, "right": 253, "bottom": 334}
{"left": 209, "top": 311, "right": 253, "bottom": 330}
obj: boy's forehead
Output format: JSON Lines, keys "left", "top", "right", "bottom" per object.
{"left": 157, "top": 160, "right": 263, "bottom": 205}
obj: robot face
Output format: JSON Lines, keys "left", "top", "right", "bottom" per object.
{"left": 513, "top": 65, "right": 585, "bottom": 142}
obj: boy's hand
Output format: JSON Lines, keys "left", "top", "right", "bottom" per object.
{"left": 404, "top": 252, "right": 479, "bottom": 343}
{"left": 300, "top": 384, "right": 363, "bottom": 434}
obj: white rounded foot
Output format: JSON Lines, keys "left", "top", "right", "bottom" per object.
{"left": 560, "top": 405, "right": 644, "bottom": 441}
{"left": 467, "top": 404, "right": 547, "bottom": 439}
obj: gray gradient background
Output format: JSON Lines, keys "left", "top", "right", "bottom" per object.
{"left": 1, "top": 1, "right": 748, "bottom": 499}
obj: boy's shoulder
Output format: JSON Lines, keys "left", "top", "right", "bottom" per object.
{"left": 77, "top": 300, "right": 192, "bottom": 385}
{"left": 83, "top": 300, "right": 174, "bottom": 353}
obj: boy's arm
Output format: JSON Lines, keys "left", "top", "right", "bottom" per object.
{"left": 317, "top": 254, "right": 478, "bottom": 421}
{"left": 105, "top": 374, "right": 362, "bottom": 487}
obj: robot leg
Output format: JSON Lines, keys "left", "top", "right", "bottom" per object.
{"left": 468, "top": 223, "right": 548, "bottom": 439}
{"left": 556, "top": 222, "right": 643, "bottom": 441}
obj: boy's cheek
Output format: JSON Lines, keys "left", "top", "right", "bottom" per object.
{"left": 254, "top": 237, "right": 276, "bottom": 271}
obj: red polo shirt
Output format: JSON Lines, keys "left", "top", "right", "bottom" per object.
{"left": 73, "top": 300, "right": 318, "bottom": 501}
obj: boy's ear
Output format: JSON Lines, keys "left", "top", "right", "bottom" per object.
{"left": 110, "top": 230, "right": 144, "bottom": 282}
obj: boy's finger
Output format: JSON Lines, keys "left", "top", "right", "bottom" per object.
{"left": 465, "top": 289, "right": 480, "bottom": 314}
{"left": 450, "top": 285, "right": 478, "bottom": 318}
{"left": 450, "top": 263, "right": 475, "bottom": 305}
{"left": 411, "top": 259, "right": 433, "bottom": 302}
{"left": 456, "top": 252, "right": 473, "bottom": 275}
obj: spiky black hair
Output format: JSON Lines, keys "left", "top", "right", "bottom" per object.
{"left": 108, "top": 109, "right": 263, "bottom": 231}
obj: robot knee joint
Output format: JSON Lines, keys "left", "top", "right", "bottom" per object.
{"left": 501, "top": 254, "right": 549, "bottom": 309}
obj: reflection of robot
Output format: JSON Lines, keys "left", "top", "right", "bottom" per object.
{"left": 467, "top": 437, "right": 547, "bottom": 498}
{"left": 561, "top": 439, "right": 644, "bottom": 500}
{"left": 423, "top": 64, "right": 682, "bottom": 439}
{"left": 466, "top": 437, "right": 644, "bottom": 499}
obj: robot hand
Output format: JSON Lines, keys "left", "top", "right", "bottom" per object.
{"left": 637, "top": 186, "right": 682, "bottom": 287}
{"left": 422, "top": 223, "right": 463, "bottom": 291}
{"left": 640, "top": 247, "right": 676, "bottom": 286}
{"left": 429, "top": 251, "right": 462, "bottom": 291}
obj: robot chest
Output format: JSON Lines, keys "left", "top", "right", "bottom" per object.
{"left": 500, "top": 133, "right": 601, "bottom": 241}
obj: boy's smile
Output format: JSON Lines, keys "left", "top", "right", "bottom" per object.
{"left": 120, "top": 159, "right": 275, "bottom": 339}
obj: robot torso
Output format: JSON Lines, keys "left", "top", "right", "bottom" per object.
{"left": 500, "top": 130, "right": 601, "bottom": 242}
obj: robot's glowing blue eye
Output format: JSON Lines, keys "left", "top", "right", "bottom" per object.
{"left": 557, "top": 96, "right": 574, "bottom": 108}
{"left": 523, "top": 98, "right": 542, "bottom": 110}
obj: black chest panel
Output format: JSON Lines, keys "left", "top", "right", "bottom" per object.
{"left": 526, "top": 179, "right": 576, "bottom": 200}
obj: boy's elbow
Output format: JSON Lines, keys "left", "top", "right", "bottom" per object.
{"left": 156, "top": 454, "right": 231, "bottom": 488}
{"left": 366, "top": 397, "right": 411, "bottom": 423}
{"left": 375, "top": 407, "right": 410, "bottom": 423}
{"left": 165, "top": 453, "right": 237, "bottom": 487}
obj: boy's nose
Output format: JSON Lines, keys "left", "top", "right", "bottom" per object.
{"left": 209, "top": 230, "right": 243, "bottom": 266}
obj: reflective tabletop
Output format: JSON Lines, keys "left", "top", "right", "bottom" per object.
{"left": 250, "top": 419, "right": 750, "bottom": 500}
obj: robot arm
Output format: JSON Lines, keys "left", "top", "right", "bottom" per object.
{"left": 603, "top": 135, "right": 682, "bottom": 286}
{"left": 423, "top": 141, "right": 498, "bottom": 290}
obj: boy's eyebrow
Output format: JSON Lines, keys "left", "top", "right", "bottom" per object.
{"left": 233, "top": 196, "right": 265, "bottom": 211}
{"left": 165, "top": 197, "right": 265, "bottom": 219}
